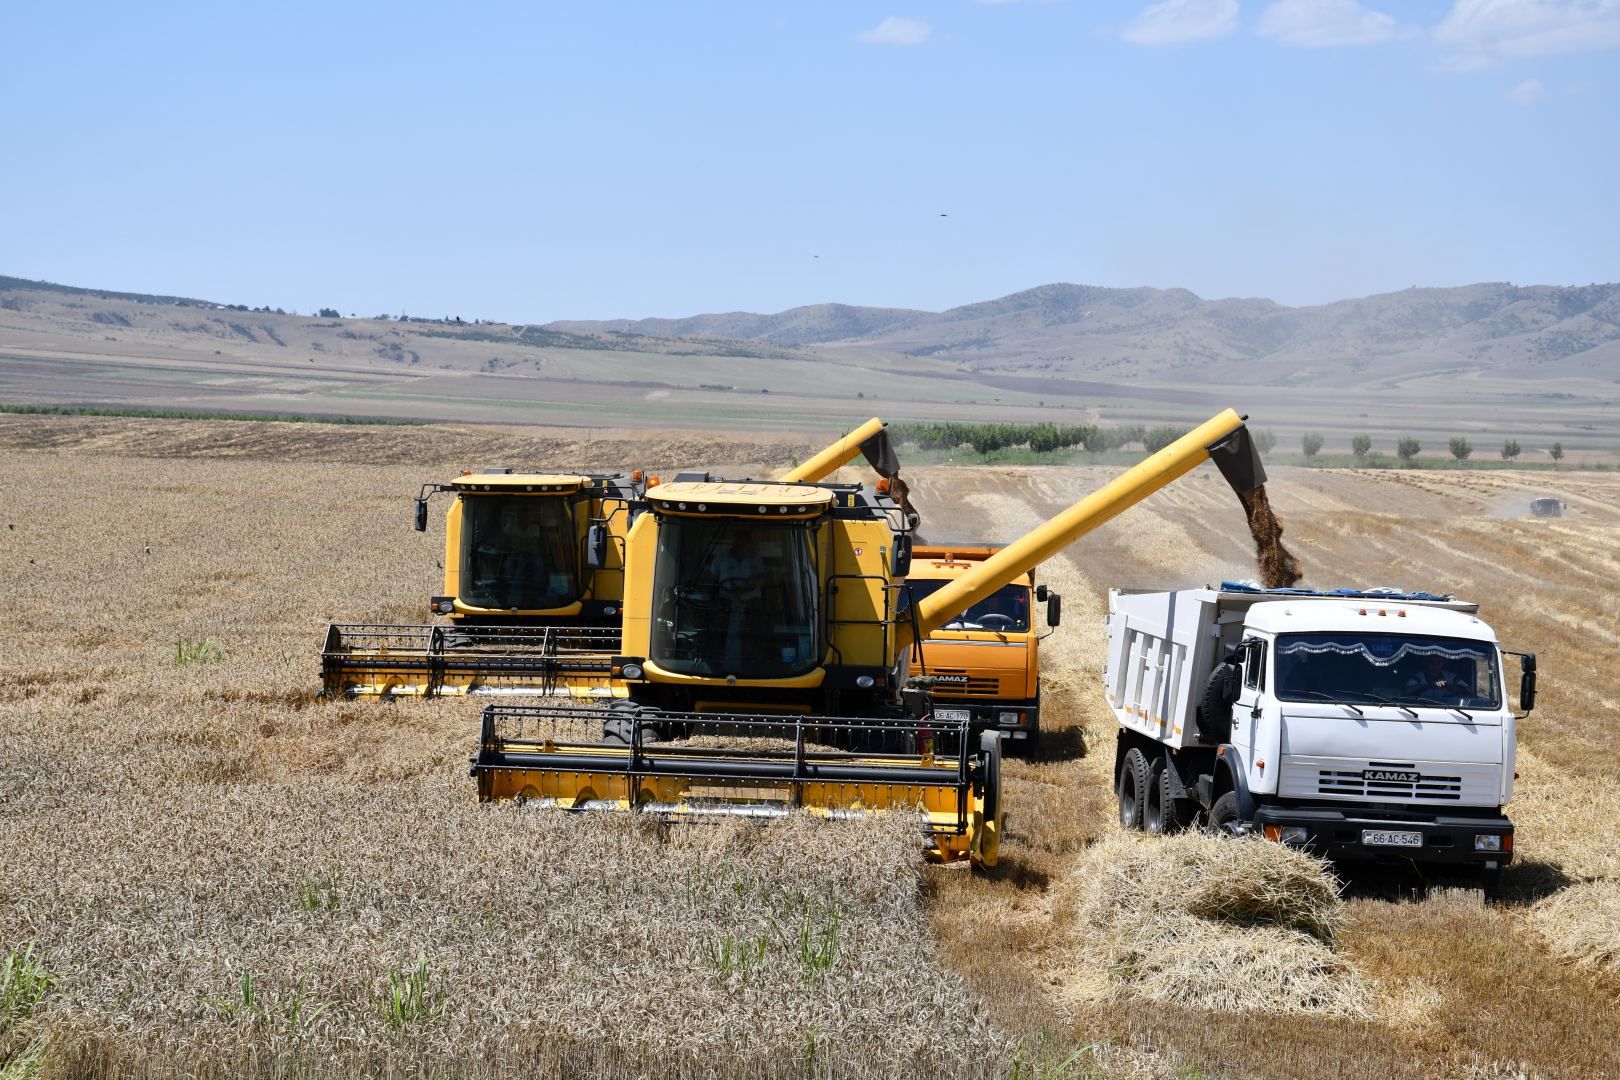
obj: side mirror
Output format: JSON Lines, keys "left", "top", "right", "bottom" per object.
{"left": 892, "top": 534, "right": 913, "bottom": 578}
{"left": 1519, "top": 652, "right": 1537, "bottom": 713}
{"left": 585, "top": 524, "right": 610, "bottom": 571}
{"left": 1035, "top": 584, "right": 1049, "bottom": 603}
{"left": 413, "top": 499, "right": 429, "bottom": 532}
{"left": 1046, "top": 593, "right": 1062, "bottom": 627}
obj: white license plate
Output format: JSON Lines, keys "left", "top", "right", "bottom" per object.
{"left": 934, "top": 708, "right": 972, "bottom": 724}
{"left": 1362, "top": 829, "right": 1423, "bottom": 848}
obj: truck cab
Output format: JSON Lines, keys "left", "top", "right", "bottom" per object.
{"left": 1106, "top": 585, "right": 1536, "bottom": 887}
{"left": 897, "top": 544, "right": 1061, "bottom": 748}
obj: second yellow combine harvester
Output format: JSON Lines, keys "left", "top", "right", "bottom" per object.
{"left": 472, "top": 409, "right": 1270, "bottom": 868}
{"left": 320, "top": 418, "right": 907, "bottom": 699}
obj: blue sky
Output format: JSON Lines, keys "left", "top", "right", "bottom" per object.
{"left": 4, "top": 1, "right": 1617, "bottom": 321}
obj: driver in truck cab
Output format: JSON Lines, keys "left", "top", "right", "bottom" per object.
{"left": 1406, "top": 653, "right": 1473, "bottom": 700}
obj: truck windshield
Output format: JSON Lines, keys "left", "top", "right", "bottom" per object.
{"left": 1275, "top": 633, "right": 1501, "bottom": 710}
{"left": 650, "top": 519, "right": 820, "bottom": 678}
{"left": 459, "top": 495, "right": 579, "bottom": 610}
{"left": 898, "top": 580, "right": 1031, "bottom": 633}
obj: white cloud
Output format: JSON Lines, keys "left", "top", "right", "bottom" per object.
{"left": 1507, "top": 76, "right": 1549, "bottom": 102}
{"left": 1435, "top": 0, "right": 1620, "bottom": 66}
{"left": 1257, "top": 0, "right": 1400, "bottom": 46}
{"left": 1121, "top": 0, "right": 1239, "bottom": 45}
{"left": 856, "top": 16, "right": 932, "bottom": 46}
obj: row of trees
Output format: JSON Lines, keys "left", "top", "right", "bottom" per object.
{"left": 892, "top": 421, "right": 1567, "bottom": 467}
{"left": 1300, "top": 434, "right": 1564, "bottom": 465}
{"left": 890, "top": 421, "right": 1217, "bottom": 456}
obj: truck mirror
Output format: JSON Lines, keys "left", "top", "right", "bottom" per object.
{"left": 585, "top": 524, "right": 610, "bottom": 570}
{"left": 1035, "top": 585, "right": 1049, "bottom": 603}
{"left": 1519, "top": 652, "right": 1537, "bottom": 712}
{"left": 892, "top": 534, "right": 913, "bottom": 578}
{"left": 413, "top": 498, "right": 429, "bottom": 532}
{"left": 1046, "top": 593, "right": 1062, "bottom": 627}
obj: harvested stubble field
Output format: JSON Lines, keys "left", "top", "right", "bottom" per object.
{"left": 3, "top": 414, "right": 1619, "bottom": 1078}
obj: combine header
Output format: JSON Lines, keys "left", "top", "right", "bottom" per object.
{"left": 472, "top": 409, "right": 1274, "bottom": 867}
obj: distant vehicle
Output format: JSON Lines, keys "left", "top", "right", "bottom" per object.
{"left": 1529, "top": 497, "right": 1565, "bottom": 518}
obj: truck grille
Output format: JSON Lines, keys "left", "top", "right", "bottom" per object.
{"left": 1316, "top": 767, "right": 1462, "bottom": 801}
{"left": 929, "top": 669, "right": 1002, "bottom": 698}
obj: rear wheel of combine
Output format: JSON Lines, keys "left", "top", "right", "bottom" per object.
{"left": 978, "top": 729, "right": 1003, "bottom": 824}
{"left": 602, "top": 701, "right": 658, "bottom": 746}
{"left": 1118, "top": 747, "right": 1150, "bottom": 830}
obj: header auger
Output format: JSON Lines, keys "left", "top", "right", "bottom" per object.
{"left": 473, "top": 409, "right": 1272, "bottom": 868}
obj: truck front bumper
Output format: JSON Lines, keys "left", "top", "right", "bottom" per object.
{"left": 1251, "top": 804, "right": 1513, "bottom": 868}
{"left": 930, "top": 701, "right": 1038, "bottom": 741}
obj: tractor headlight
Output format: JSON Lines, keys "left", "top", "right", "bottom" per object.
{"left": 620, "top": 663, "right": 644, "bottom": 680}
{"left": 1474, "top": 834, "right": 1503, "bottom": 852}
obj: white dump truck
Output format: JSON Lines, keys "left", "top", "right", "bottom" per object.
{"left": 1105, "top": 584, "right": 1537, "bottom": 888}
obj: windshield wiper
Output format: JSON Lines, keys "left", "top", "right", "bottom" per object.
{"left": 1340, "top": 690, "right": 1418, "bottom": 719}
{"left": 1288, "top": 689, "right": 1363, "bottom": 716}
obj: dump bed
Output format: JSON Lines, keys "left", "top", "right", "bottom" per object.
{"left": 1104, "top": 584, "right": 1479, "bottom": 750}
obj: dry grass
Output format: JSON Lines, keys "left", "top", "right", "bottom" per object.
{"left": 4, "top": 419, "right": 1620, "bottom": 1078}
{"left": 1050, "top": 833, "right": 1371, "bottom": 1018}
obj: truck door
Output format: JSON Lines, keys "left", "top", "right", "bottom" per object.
{"left": 1232, "top": 640, "right": 1264, "bottom": 779}
{"left": 1233, "top": 638, "right": 1279, "bottom": 796}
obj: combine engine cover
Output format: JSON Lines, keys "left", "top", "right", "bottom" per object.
{"left": 471, "top": 703, "right": 1003, "bottom": 867}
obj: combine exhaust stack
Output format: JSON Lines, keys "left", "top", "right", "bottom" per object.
{"left": 321, "top": 624, "right": 624, "bottom": 699}
{"left": 471, "top": 703, "right": 1003, "bottom": 866}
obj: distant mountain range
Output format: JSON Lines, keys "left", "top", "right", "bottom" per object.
{"left": 550, "top": 281, "right": 1620, "bottom": 386}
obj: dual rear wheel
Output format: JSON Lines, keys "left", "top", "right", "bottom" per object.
{"left": 1118, "top": 747, "right": 1191, "bottom": 834}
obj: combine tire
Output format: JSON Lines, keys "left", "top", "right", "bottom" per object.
{"left": 978, "top": 730, "right": 1002, "bottom": 823}
{"left": 1117, "top": 747, "right": 1150, "bottom": 830}
{"left": 1208, "top": 791, "right": 1242, "bottom": 836}
{"left": 602, "top": 701, "right": 659, "bottom": 746}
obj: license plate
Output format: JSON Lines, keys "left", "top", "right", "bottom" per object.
{"left": 934, "top": 708, "right": 972, "bottom": 723}
{"left": 1362, "top": 829, "right": 1423, "bottom": 848}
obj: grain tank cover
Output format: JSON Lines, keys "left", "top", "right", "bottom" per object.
{"left": 450, "top": 474, "right": 594, "bottom": 494}
{"left": 647, "top": 481, "right": 834, "bottom": 518}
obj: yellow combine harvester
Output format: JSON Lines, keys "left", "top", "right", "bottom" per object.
{"left": 472, "top": 409, "right": 1270, "bottom": 867}
{"left": 320, "top": 419, "right": 906, "bottom": 698}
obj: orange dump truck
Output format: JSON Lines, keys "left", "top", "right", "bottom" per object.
{"left": 899, "top": 544, "right": 1061, "bottom": 751}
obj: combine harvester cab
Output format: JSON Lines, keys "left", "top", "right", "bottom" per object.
{"left": 474, "top": 409, "right": 1275, "bottom": 868}
{"left": 900, "top": 545, "right": 1060, "bottom": 751}
{"left": 321, "top": 471, "right": 640, "bottom": 698}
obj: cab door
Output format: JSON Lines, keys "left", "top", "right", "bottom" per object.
{"left": 1233, "top": 637, "right": 1280, "bottom": 795}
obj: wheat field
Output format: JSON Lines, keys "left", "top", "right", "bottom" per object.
{"left": 2, "top": 415, "right": 1618, "bottom": 1078}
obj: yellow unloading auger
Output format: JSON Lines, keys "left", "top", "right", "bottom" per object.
{"left": 471, "top": 409, "right": 1270, "bottom": 868}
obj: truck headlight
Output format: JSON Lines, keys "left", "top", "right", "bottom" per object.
{"left": 1263, "top": 825, "right": 1309, "bottom": 844}
{"left": 1474, "top": 834, "right": 1502, "bottom": 852}
{"left": 998, "top": 711, "right": 1020, "bottom": 726}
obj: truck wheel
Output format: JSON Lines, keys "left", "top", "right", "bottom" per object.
{"left": 1156, "top": 764, "right": 1188, "bottom": 833}
{"left": 1117, "top": 747, "right": 1150, "bottom": 830}
{"left": 1143, "top": 759, "right": 1168, "bottom": 834}
{"left": 1207, "top": 791, "right": 1242, "bottom": 836}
